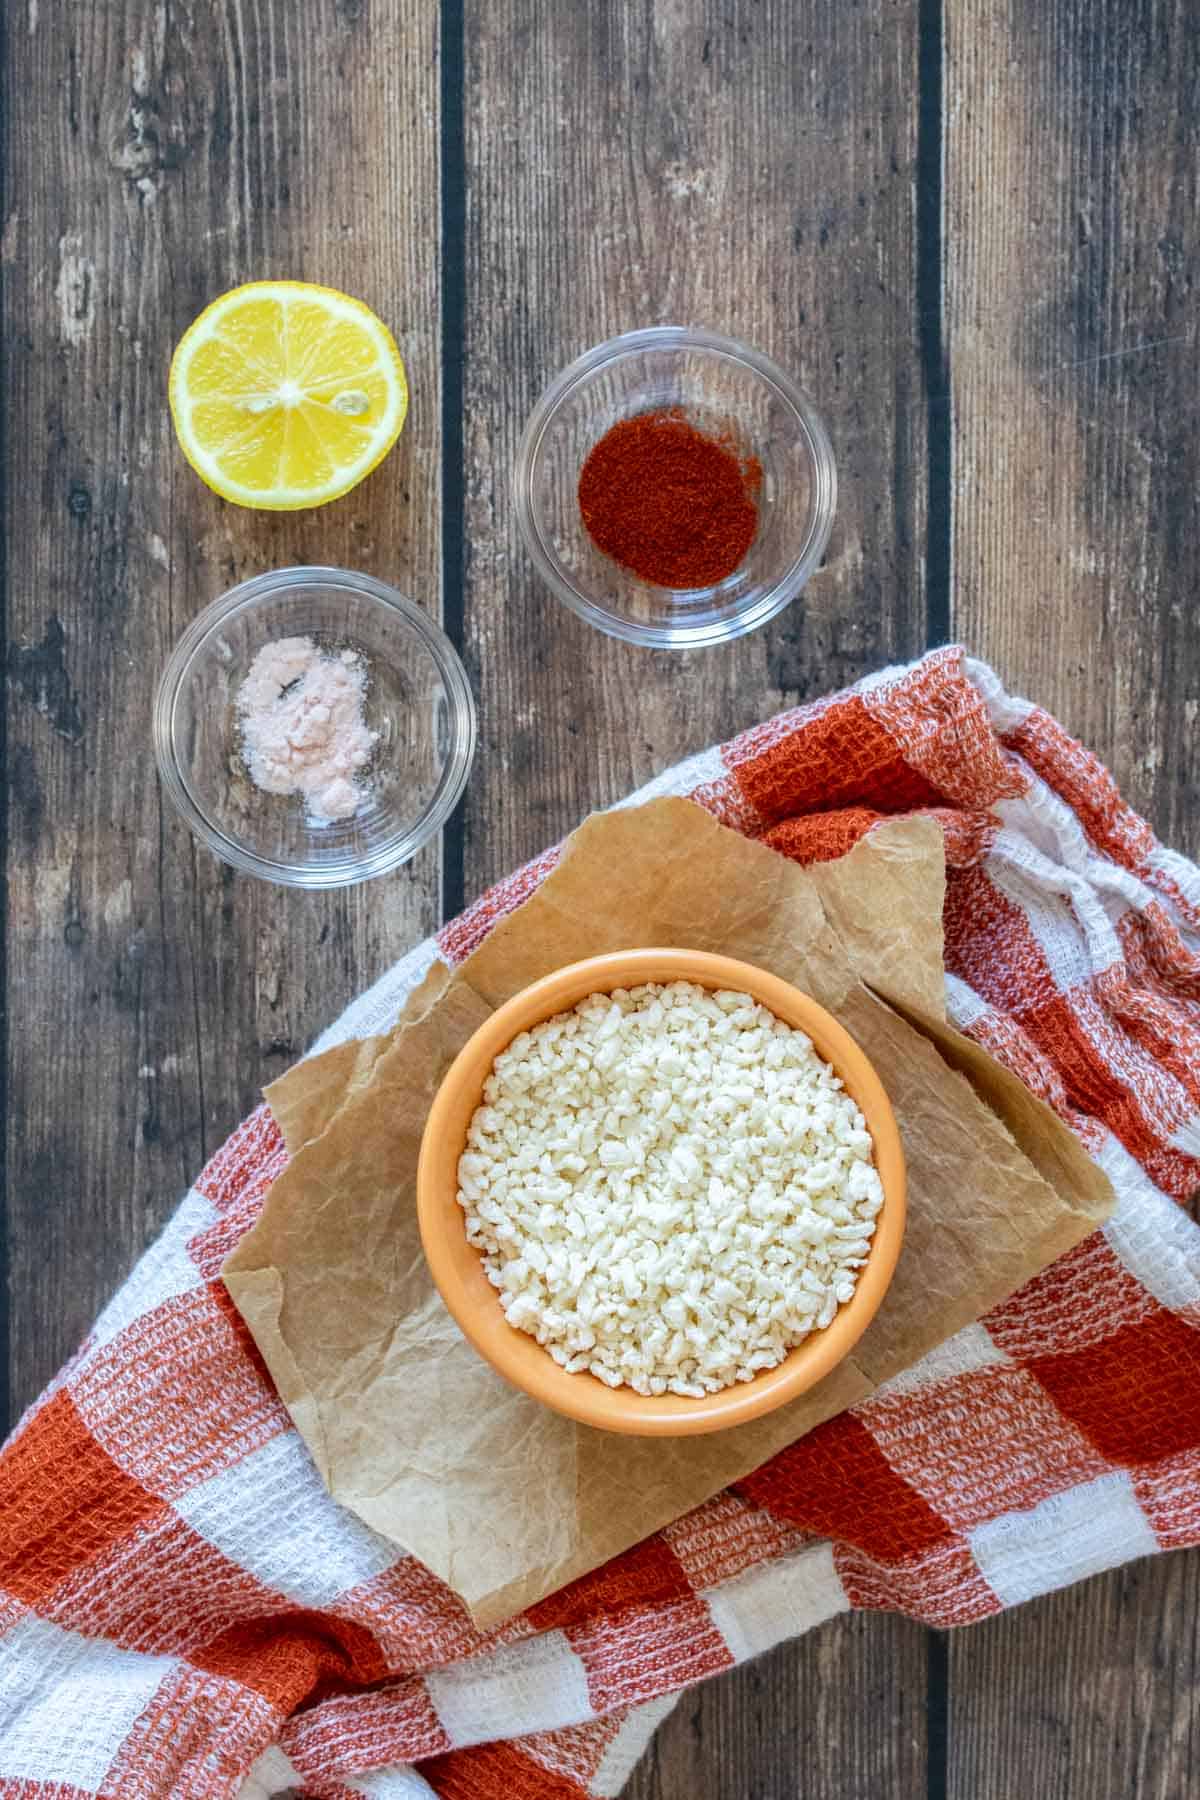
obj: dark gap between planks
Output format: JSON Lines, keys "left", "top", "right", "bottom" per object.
{"left": 0, "top": 14, "right": 10, "bottom": 1437}
{"left": 919, "top": 0, "right": 952, "bottom": 650}
{"left": 927, "top": 1629, "right": 951, "bottom": 1800}
{"left": 440, "top": 0, "right": 468, "bottom": 922}
{"left": 918, "top": 0, "right": 952, "bottom": 1784}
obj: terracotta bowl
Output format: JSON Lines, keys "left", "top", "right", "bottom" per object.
{"left": 416, "top": 949, "right": 906, "bottom": 1437}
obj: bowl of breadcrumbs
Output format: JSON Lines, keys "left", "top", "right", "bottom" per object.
{"left": 417, "top": 948, "right": 906, "bottom": 1437}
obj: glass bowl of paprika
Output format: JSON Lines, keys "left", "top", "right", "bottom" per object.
{"left": 514, "top": 326, "right": 837, "bottom": 649}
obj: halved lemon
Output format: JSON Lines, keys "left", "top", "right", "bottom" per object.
{"left": 169, "top": 281, "right": 408, "bottom": 510}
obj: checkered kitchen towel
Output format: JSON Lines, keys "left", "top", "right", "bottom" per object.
{"left": 3, "top": 647, "right": 1200, "bottom": 1799}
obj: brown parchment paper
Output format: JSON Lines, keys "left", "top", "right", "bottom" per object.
{"left": 224, "top": 801, "right": 1114, "bottom": 1628}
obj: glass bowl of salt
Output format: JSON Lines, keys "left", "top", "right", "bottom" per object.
{"left": 154, "top": 567, "right": 476, "bottom": 887}
{"left": 514, "top": 326, "right": 837, "bottom": 649}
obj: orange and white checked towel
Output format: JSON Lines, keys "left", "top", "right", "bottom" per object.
{"left": 3, "top": 647, "right": 1200, "bottom": 1800}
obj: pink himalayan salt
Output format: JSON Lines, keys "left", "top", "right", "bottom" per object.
{"left": 237, "top": 636, "right": 377, "bottom": 823}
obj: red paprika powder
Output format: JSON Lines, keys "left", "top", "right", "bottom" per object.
{"left": 577, "top": 408, "right": 761, "bottom": 590}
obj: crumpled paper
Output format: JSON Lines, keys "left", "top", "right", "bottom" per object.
{"left": 225, "top": 800, "right": 1113, "bottom": 1627}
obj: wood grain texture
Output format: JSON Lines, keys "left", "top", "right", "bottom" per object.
{"left": 461, "top": 4, "right": 932, "bottom": 1794}
{"left": 632, "top": 1612, "right": 930, "bottom": 1800}
{"left": 945, "top": 0, "right": 1200, "bottom": 857}
{"left": 944, "top": 2, "right": 1200, "bottom": 1794}
{"left": 3, "top": 0, "right": 442, "bottom": 1415}
{"left": 947, "top": 1556, "right": 1200, "bottom": 1799}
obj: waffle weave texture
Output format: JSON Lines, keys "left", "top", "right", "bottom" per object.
{"left": 2, "top": 648, "right": 1199, "bottom": 1800}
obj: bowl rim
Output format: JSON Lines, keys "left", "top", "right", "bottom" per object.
{"left": 513, "top": 325, "right": 838, "bottom": 649}
{"left": 153, "top": 565, "right": 477, "bottom": 889}
{"left": 417, "top": 948, "right": 906, "bottom": 1437}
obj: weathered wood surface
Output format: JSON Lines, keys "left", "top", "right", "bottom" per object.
{"left": 947, "top": 0, "right": 1200, "bottom": 862}
{"left": 939, "top": 3, "right": 1200, "bottom": 1797}
{"left": 3, "top": 0, "right": 444, "bottom": 1413}
{"left": 2, "top": 0, "right": 1197, "bottom": 1795}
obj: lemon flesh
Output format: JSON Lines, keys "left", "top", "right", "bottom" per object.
{"left": 169, "top": 281, "right": 408, "bottom": 510}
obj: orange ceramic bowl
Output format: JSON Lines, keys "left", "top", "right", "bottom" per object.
{"left": 417, "top": 949, "right": 906, "bottom": 1436}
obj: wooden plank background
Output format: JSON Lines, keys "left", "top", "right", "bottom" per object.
{"left": 2, "top": 0, "right": 1197, "bottom": 1794}
{"left": 940, "top": 4, "right": 1200, "bottom": 1796}
{"left": 3, "top": 0, "right": 445, "bottom": 1412}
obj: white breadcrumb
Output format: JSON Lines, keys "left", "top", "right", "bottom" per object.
{"left": 456, "top": 981, "right": 884, "bottom": 1398}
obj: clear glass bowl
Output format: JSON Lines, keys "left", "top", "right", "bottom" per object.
{"left": 514, "top": 326, "right": 837, "bottom": 648}
{"left": 154, "top": 567, "right": 476, "bottom": 888}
